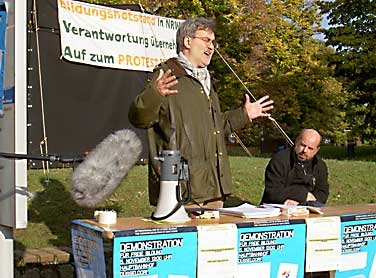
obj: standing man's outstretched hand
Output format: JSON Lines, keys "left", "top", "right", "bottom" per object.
{"left": 244, "top": 94, "right": 274, "bottom": 121}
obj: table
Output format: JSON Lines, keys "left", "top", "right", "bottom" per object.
{"left": 71, "top": 204, "right": 376, "bottom": 278}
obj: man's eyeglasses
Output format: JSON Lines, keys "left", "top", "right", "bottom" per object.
{"left": 192, "top": 36, "right": 218, "bottom": 48}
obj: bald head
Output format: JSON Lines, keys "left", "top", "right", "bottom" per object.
{"left": 294, "top": 129, "right": 322, "bottom": 161}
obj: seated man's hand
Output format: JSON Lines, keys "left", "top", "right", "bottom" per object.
{"left": 306, "top": 192, "right": 317, "bottom": 201}
{"left": 284, "top": 199, "right": 299, "bottom": 206}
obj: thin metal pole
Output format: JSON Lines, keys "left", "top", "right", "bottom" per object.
{"left": 215, "top": 48, "right": 294, "bottom": 147}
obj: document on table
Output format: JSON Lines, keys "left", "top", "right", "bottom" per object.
{"left": 305, "top": 216, "right": 342, "bottom": 272}
{"left": 217, "top": 203, "right": 281, "bottom": 218}
{"left": 196, "top": 223, "right": 238, "bottom": 278}
{"left": 262, "top": 203, "right": 323, "bottom": 216}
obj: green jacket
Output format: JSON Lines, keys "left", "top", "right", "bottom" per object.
{"left": 128, "top": 58, "right": 250, "bottom": 205}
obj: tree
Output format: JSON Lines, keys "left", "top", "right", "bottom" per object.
{"left": 213, "top": 0, "right": 345, "bottom": 144}
{"left": 86, "top": 0, "right": 346, "bottom": 144}
{"left": 321, "top": 0, "right": 376, "bottom": 143}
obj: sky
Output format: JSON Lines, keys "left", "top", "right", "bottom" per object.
{"left": 314, "top": 12, "right": 330, "bottom": 40}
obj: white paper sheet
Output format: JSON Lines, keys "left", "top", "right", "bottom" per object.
{"left": 369, "top": 254, "right": 376, "bottom": 278}
{"left": 218, "top": 203, "right": 281, "bottom": 218}
{"left": 339, "top": 252, "right": 367, "bottom": 271}
{"left": 277, "top": 262, "right": 299, "bottom": 278}
{"left": 305, "top": 216, "right": 342, "bottom": 272}
{"left": 237, "top": 262, "right": 271, "bottom": 278}
{"left": 197, "top": 224, "right": 238, "bottom": 278}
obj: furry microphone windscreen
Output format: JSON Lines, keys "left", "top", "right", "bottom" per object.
{"left": 71, "top": 129, "right": 142, "bottom": 207}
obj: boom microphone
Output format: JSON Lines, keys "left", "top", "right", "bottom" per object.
{"left": 71, "top": 129, "right": 142, "bottom": 208}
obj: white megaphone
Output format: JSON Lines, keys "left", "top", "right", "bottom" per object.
{"left": 151, "top": 150, "right": 190, "bottom": 223}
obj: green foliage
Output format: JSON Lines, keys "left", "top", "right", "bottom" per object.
{"left": 79, "top": 0, "right": 373, "bottom": 143}
{"left": 319, "top": 145, "right": 376, "bottom": 161}
{"left": 320, "top": 0, "right": 376, "bottom": 143}
{"left": 208, "top": 0, "right": 347, "bottom": 144}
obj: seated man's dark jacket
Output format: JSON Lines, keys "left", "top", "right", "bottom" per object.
{"left": 261, "top": 147, "right": 329, "bottom": 205}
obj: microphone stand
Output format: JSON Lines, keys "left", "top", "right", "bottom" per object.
{"left": 0, "top": 152, "right": 84, "bottom": 163}
{"left": 0, "top": 152, "right": 84, "bottom": 184}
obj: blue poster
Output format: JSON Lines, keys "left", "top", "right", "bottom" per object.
{"left": 71, "top": 221, "right": 107, "bottom": 278}
{"left": 0, "top": 1, "right": 7, "bottom": 117}
{"left": 113, "top": 226, "right": 197, "bottom": 278}
{"left": 336, "top": 213, "right": 376, "bottom": 278}
{"left": 237, "top": 219, "right": 306, "bottom": 278}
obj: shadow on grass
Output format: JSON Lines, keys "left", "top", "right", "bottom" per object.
{"left": 26, "top": 177, "right": 94, "bottom": 246}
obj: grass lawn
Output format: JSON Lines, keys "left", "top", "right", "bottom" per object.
{"left": 14, "top": 146, "right": 376, "bottom": 250}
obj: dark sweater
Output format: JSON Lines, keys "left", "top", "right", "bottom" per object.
{"left": 260, "top": 148, "right": 329, "bottom": 205}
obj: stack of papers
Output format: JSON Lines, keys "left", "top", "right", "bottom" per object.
{"left": 282, "top": 206, "right": 309, "bottom": 216}
{"left": 262, "top": 204, "right": 323, "bottom": 216}
{"left": 217, "top": 203, "right": 281, "bottom": 218}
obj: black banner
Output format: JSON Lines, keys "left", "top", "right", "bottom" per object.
{"left": 27, "top": 0, "right": 150, "bottom": 167}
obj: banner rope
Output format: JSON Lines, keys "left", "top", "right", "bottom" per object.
{"left": 32, "top": 0, "right": 50, "bottom": 179}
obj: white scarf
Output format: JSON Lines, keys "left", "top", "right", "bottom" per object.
{"left": 177, "top": 52, "right": 211, "bottom": 95}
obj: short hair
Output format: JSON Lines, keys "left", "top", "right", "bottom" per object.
{"left": 176, "top": 17, "right": 216, "bottom": 53}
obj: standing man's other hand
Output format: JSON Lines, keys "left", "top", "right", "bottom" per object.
{"left": 156, "top": 69, "right": 178, "bottom": 96}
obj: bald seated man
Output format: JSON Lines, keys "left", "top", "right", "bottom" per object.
{"left": 260, "top": 129, "right": 329, "bottom": 207}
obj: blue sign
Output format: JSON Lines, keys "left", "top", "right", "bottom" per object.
{"left": 71, "top": 222, "right": 107, "bottom": 278}
{"left": 336, "top": 213, "right": 376, "bottom": 278}
{"left": 113, "top": 226, "right": 197, "bottom": 277}
{"left": 237, "top": 219, "right": 306, "bottom": 278}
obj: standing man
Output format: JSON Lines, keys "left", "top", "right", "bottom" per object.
{"left": 128, "top": 17, "right": 274, "bottom": 209}
{"left": 261, "top": 128, "right": 329, "bottom": 207}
